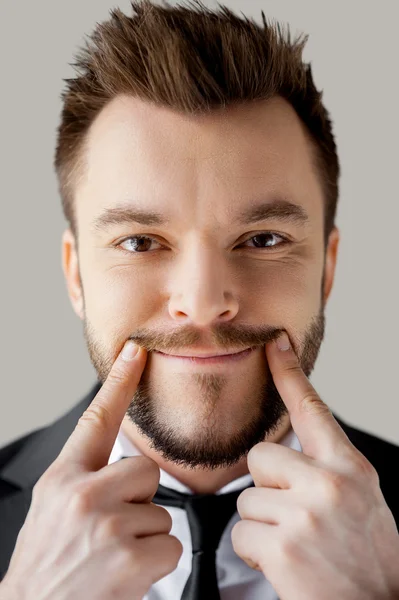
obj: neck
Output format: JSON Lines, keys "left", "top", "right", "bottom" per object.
{"left": 121, "top": 414, "right": 292, "bottom": 495}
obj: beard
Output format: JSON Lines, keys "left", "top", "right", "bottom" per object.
{"left": 82, "top": 301, "right": 325, "bottom": 470}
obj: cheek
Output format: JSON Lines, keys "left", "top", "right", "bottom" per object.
{"left": 241, "top": 258, "right": 317, "bottom": 300}
{"left": 82, "top": 265, "right": 160, "bottom": 334}
{"left": 244, "top": 260, "right": 322, "bottom": 332}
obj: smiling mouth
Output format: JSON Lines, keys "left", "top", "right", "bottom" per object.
{"left": 154, "top": 347, "right": 254, "bottom": 365}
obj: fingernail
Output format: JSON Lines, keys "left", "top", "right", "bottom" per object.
{"left": 276, "top": 332, "right": 291, "bottom": 352}
{"left": 122, "top": 341, "right": 140, "bottom": 361}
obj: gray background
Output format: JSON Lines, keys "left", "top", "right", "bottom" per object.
{"left": 0, "top": 0, "right": 398, "bottom": 447}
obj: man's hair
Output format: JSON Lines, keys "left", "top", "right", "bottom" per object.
{"left": 54, "top": 0, "right": 340, "bottom": 246}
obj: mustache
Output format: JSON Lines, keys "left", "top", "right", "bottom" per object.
{"left": 127, "top": 323, "right": 290, "bottom": 354}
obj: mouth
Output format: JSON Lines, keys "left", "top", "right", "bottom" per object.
{"left": 154, "top": 347, "right": 254, "bottom": 365}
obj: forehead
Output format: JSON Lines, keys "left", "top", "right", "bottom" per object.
{"left": 76, "top": 94, "right": 323, "bottom": 229}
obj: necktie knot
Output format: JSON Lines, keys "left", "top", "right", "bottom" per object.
{"left": 167, "top": 488, "right": 242, "bottom": 553}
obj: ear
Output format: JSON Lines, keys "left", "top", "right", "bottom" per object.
{"left": 62, "top": 228, "right": 84, "bottom": 320}
{"left": 323, "top": 226, "right": 340, "bottom": 305}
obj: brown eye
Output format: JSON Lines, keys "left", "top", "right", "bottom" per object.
{"left": 118, "top": 236, "right": 162, "bottom": 253}
{"left": 242, "top": 232, "right": 287, "bottom": 249}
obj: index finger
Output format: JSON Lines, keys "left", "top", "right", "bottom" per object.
{"left": 57, "top": 341, "right": 147, "bottom": 471}
{"left": 265, "top": 332, "right": 351, "bottom": 460}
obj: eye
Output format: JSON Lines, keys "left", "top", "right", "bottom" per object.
{"left": 115, "top": 231, "right": 290, "bottom": 255}
{"left": 240, "top": 232, "right": 289, "bottom": 250}
{"left": 117, "top": 235, "right": 162, "bottom": 253}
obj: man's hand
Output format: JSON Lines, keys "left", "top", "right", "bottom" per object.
{"left": 2, "top": 341, "right": 182, "bottom": 600}
{"left": 232, "top": 332, "right": 399, "bottom": 600}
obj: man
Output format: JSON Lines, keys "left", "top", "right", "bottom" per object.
{"left": 1, "top": 0, "right": 398, "bottom": 598}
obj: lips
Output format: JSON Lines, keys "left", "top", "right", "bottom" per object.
{"left": 154, "top": 347, "right": 254, "bottom": 365}
{"left": 157, "top": 349, "right": 247, "bottom": 358}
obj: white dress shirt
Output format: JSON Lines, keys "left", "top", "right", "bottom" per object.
{"left": 108, "top": 426, "right": 302, "bottom": 600}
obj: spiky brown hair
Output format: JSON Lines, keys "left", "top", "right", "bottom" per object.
{"left": 54, "top": 0, "right": 340, "bottom": 245}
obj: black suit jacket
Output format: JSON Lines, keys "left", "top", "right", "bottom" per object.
{"left": 1, "top": 380, "right": 398, "bottom": 582}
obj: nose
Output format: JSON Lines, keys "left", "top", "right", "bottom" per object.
{"left": 167, "top": 241, "right": 239, "bottom": 327}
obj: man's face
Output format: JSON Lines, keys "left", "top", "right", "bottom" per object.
{"left": 63, "top": 94, "right": 339, "bottom": 469}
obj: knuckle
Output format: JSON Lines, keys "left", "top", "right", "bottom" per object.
{"left": 159, "top": 507, "right": 173, "bottom": 533}
{"left": 139, "top": 455, "right": 161, "bottom": 476}
{"left": 318, "top": 469, "right": 348, "bottom": 505}
{"left": 33, "top": 465, "right": 65, "bottom": 497}
{"left": 231, "top": 519, "right": 247, "bottom": 549}
{"left": 69, "top": 480, "right": 97, "bottom": 516}
{"left": 142, "top": 459, "right": 161, "bottom": 488}
{"left": 283, "top": 362, "right": 303, "bottom": 376}
{"left": 148, "top": 535, "right": 183, "bottom": 585}
{"left": 117, "top": 542, "right": 142, "bottom": 572}
{"left": 113, "top": 554, "right": 146, "bottom": 594}
{"left": 105, "top": 367, "right": 130, "bottom": 389}
{"left": 96, "top": 515, "right": 123, "bottom": 541}
{"left": 135, "top": 457, "right": 161, "bottom": 489}
{"left": 130, "top": 454, "right": 160, "bottom": 479}
{"left": 148, "top": 503, "right": 173, "bottom": 533}
{"left": 298, "top": 393, "right": 330, "bottom": 417}
{"left": 280, "top": 536, "right": 300, "bottom": 561}
{"left": 295, "top": 507, "right": 319, "bottom": 532}
{"left": 236, "top": 488, "right": 255, "bottom": 515}
{"left": 352, "top": 453, "right": 379, "bottom": 484}
{"left": 78, "top": 403, "right": 113, "bottom": 434}
{"left": 168, "top": 534, "right": 184, "bottom": 564}
{"left": 247, "top": 442, "right": 272, "bottom": 469}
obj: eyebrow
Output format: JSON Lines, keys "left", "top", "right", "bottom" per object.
{"left": 92, "top": 206, "right": 169, "bottom": 232}
{"left": 91, "top": 198, "right": 309, "bottom": 232}
{"left": 235, "top": 199, "right": 309, "bottom": 226}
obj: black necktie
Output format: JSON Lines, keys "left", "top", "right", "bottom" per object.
{"left": 154, "top": 482, "right": 255, "bottom": 599}
{"left": 120, "top": 456, "right": 254, "bottom": 599}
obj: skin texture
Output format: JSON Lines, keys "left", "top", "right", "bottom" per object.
{"left": 62, "top": 94, "right": 340, "bottom": 494}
